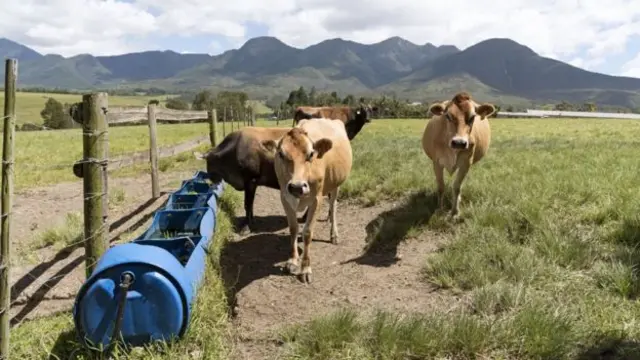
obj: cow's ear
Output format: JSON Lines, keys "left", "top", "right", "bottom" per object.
{"left": 313, "top": 138, "right": 333, "bottom": 158}
{"left": 429, "top": 103, "right": 445, "bottom": 116}
{"left": 260, "top": 139, "right": 278, "bottom": 153}
{"left": 476, "top": 104, "right": 496, "bottom": 119}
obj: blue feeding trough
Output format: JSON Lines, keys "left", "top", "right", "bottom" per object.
{"left": 72, "top": 171, "right": 225, "bottom": 350}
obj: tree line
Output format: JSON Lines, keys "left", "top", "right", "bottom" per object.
{"left": 27, "top": 88, "right": 639, "bottom": 131}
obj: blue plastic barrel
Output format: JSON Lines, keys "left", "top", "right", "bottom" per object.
{"left": 73, "top": 171, "right": 224, "bottom": 349}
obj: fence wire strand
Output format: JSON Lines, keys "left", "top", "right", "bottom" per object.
{"left": 0, "top": 105, "right": 253, "bottom": 324}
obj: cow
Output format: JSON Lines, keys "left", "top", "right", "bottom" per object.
{"left": 194, "top": 126, "right": 327, "bottom": 235}
{"left": 291, "top": 105, "right": 372, "bottom": 140}
{"left": 194, "top": 127, "right": 289, "bottom": 235}
{"left": 421, "top": 92, "right": 495, "bottom": 218}
{"left": 261, "top": 118, "right": 353, "bottom": 284}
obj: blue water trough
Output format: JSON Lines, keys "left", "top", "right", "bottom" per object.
{"left": 72, "top": 171, "right": 224, "bottom": 350}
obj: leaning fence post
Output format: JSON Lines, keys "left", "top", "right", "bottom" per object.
{"left": 0, "top": 58, "right": 17, "bottom": 360}
{"left": 208, "top": 109, "right": 217, "bottom": 146}
{"left": 147, "top": 104, "right": 160, "bottom": 199}
{"left": 82, "top": 92, "right": 109, "bottom": 278}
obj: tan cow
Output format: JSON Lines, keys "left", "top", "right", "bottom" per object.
{"left": 421, "top": 92, "right": 495, "bottom": 218}
{"left": 262, "top": 118, "right": 353, "bottom": 284}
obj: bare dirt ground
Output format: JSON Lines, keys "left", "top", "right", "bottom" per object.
{"left": 7, "top": 170, "right": 194, "bottom": 325}
{"left": 222, "top": 187, "right": 449, "bottom": 360}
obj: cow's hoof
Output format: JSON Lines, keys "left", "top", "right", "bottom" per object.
{"left": 286, "top": 259, "right": 300, "bottom": 274}
{"left": 330, "top": 235, "right": 339, "bottom": 245}
{"left": 238, "top": 224, "right": 251, "bottom": 236}
{"left": 300, "top": 267, "right": 312, "bottom": 284}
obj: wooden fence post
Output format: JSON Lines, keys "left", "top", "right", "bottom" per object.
{"left": 0, "top": 58, "right": 17, "bottom": 360}
{"left": 82, "top": 92, "right": 109, "bottom": 278}
{"left": 208, "top": 109, "right": 217, "bottom": 146}
{"left": 147, "top": 104, "right": 159, "bottom": 198}
{"left": 222, "top": 107, "right": 227, "bottom": 136}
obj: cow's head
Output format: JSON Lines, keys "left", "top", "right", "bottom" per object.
{"left": 262, "top": 127, "right": 332, "bottom": 198}
{"left": 428, "top": 92, "right": 495, "bottom": 150}
{"left": 343, "top": 104, "right": 372, "bottom": 140}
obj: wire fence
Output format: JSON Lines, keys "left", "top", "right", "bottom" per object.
{"left": 0, "top": 94, "right": 260, "bottom": 336}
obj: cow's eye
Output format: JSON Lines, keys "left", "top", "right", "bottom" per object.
{"left": 445, "top": 113, "right": 453, "bottom": 121}
{"left": 306, "top": 151, "right": 315, "bottom": 162}
{"left": 467, "top": 114, "right": 476, "bottom": 124}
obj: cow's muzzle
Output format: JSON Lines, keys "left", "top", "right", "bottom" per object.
{"left": 287, "top": 181, "right": 310, "bottom": 198}
{"left": 450, "top": 137, "right": 469, "bottom": 149}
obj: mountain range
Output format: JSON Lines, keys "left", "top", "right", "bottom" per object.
{"left": 1, "top": 36, "right": 640, "bottom": 108}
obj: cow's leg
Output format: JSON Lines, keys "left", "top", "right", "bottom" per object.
{"left": 300, "top": 193, "right": 331, "bottom": 222}
{"left": 282, "top": 195, "right": 301, "bottom": 275}
{"left": 300, "top": 197, "right": 320, "bottom": 284}
{"left": 328, "top": 188, "right": 339, "bottom": 244}
{"left": 433, "top": 161, "right": 446, "bottom": 209}
{"left": 241, "top": 180, "right": 258, "bottom": 234}
{"left": 451, "top": 162, "right": 471, "bottom": 218}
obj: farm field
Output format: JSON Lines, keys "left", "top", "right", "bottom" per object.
{"left": 0, "top": 122, "right": 211, "bottom": 190}
{"left": 8, "top": 117, "right": 640, "bottom": 359}
{"left": 0, "top": 91, "right": 274, "bottom": 125}
{"left": 0, "top": 91, "right": 173, "bottom": 125}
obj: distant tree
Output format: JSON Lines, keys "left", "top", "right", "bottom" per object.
{"left": 165, "top": 98, "right": 190, "bottom": 110}
{"left": 148, "top": 99, "right": 160, "bottom": 105}
{"left": 40, "top": 98, "right": 74, "bottom": 129}
{"left": 308, "top": 86, "right": 317, "bottom": 105}
{"left": 554, "top": 101, "right": 573, "bottom": 111}
{"left": 192, "top": 90, "right": 215, "bottom": 110}
{"left": 342, "top": 94, "right": 356, "bottom": 106}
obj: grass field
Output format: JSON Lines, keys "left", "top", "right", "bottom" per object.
{"left": 0, "top": 122, "right": 217, "bottom": 190}
{"left": 0, "top": 91, "right": 273, "bottom": 125}
{"left": 0, "top": 91, "right": 172, "bottom": 125}
{"left": 279, "top": 118, "right": 640, "bottom": 359}
{"left": 8, "top": 117, "right": 640, "bottom": 359}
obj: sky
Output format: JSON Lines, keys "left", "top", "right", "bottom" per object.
{"left": 1, "top": 0, "right": 640, "bottom": 78}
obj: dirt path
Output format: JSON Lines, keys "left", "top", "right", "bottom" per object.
{"left": 8, "top": 170, "right": 195, "bottom": 324}
{"left": 222, "top": 187, "right": 447, "bottom": 360}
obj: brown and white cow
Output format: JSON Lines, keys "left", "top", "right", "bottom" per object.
{"left": 421, "top": 92, "right": 495, "bottom": 218}
{"left": 292, "top": 105, "right": 371, "bottom": 140}
{"left": 262, "top": 118, "right": 353, "bottom": 284}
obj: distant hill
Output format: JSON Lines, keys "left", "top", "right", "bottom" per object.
{"left": 1, "top": 36, "right": 640, "bottom": 108}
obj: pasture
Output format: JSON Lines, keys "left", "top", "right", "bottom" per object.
{"left": 0, "top": 123, "right": 211, "bottom": 190}
{"left": 7, "top": 117, "right": 640, "bottom": 359}
{"left": 0, "top": 91, "right": 169, "bottom": 125}
{"left": 0, "top": 91, "right": 273, "bottom": 125}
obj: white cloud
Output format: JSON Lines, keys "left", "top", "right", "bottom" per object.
{"left": 0, "top": 0, "right": 156, "bottom": 56}
{"left": 621, "top": 53, "right": 640, "bottom": 78}
{"left": 1, "top": 0, "right": 640, "bottom": 78}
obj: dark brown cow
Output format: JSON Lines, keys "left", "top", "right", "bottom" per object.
{"left": 194, "top": 127, "right": 289, "bottom": 234}
{"left": 291, "top": 105, "right": 372, "bottom": 140}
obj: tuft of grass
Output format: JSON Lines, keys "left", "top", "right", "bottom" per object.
{"left": 108, "top": 187, "right": 127, "bottom": 209}
{"left": 10, "top": 188, "right": 243, "bottom": 360}
{"left": 30, "top": 211, "right": 83, "bottom": 251}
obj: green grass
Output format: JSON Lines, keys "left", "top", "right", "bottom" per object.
{"left": 0, "top": 91, "right": 171, "bottom": 125}
{"left": 9, "top": 117, "right": 640, "bottom": 359}
{"left": 9, "top": 188, "right": 242, "bottom": 359}
{"left": 0, "top": 123, "right": 215, "bottom": 190}
{"left": 278, "top": 118, "right": 640, "bottom": 359}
